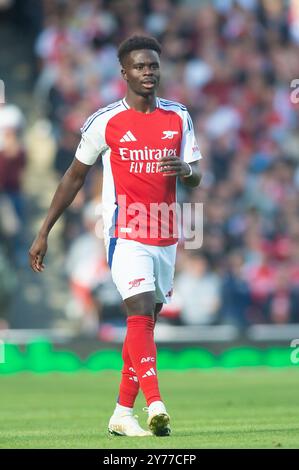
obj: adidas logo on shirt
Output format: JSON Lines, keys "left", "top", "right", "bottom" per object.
{"left": 142, "top": 368, "right": 156, "bottom": 378}
{"left": 120, "top": 131, "right": 137, "bottom": 142}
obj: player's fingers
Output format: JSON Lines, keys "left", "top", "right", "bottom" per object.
{"left": 162, "top": 164, "right": 188, "bottom": 176}
{"left": 31, "top": 261, "right": 40, "bottom": 273}
{"left": 34, "top": 264, "right": 44, "bottom": 273}
{"left": 159, "top": 162, "right": 179, "bottom": 168}
{"left": 162, "top": 170, "right": 180, "bottom": 176}
{"left": 158, "top": 155, "right": 178, "bottom": 160}
{"left": 36, "top": 265, "right": 45, "bottom": 272}
{"left": 33, "top": 254, "right": 45, "bottom": 272}
{"left": 162, "top": 164, "right": 188, "bottom": 173}
{"left": 160, "top": 168, "right": 181, "bottom": 175}
{"left": 159, "top": 163, "right": 181, "bottom": 171}
{"left": 36, "top": 254, "right": 45, "bottom": 267}
{"left": 29, "top": 250, "right": 38, "bottom": 271}
{"left": 158, "top": 159, "right": 179, "bottom": 168}
{"left": 158, "top": 157, "right": 179, "bottom": 164}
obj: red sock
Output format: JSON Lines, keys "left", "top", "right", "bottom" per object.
{"left": 118, "top": 335, "right": 140, "bottom": 408}
{"left": 126, "top": 315, "right": 162, "bottom": 406}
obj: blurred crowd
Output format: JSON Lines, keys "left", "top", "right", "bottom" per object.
{"left": 2, "top": 0, "right": 299, "bottom": 331}
{"left": 0, "top": 104, "right": 25, "bottom": 327}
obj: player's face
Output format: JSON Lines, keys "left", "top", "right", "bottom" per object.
{"left": 121, "top": 49, "right": 160, "bottom": 97}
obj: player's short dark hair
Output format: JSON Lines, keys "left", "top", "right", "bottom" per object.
{"left": 117, "top": 35, "right": 162, "bottom": 65}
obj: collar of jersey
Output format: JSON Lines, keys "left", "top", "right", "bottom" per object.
{"left": 122, "top": 97, "right": 160, "bottom": 114}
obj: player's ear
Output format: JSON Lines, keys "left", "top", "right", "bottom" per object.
{"left": 121, "top": 68, "right": 128, "bottom": 81}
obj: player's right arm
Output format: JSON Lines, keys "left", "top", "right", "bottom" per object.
{"left": 29, "top": 158, "right": 91, "bottom": 272}
{"left": 29, "top": 107, "right": 110, "bottom": 272}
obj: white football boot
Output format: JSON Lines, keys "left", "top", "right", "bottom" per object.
{"left": 146, "top": 401, "right": 171, "bottom": 436}
{"left": 108, "top": 412, "right": 152, "bottom": 437}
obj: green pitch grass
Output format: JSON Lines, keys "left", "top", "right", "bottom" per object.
{"left": 0, "top": 369, "right": 298, "bottom": 449}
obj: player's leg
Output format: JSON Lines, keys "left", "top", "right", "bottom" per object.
{"left": 124, "top": 291, "right": 160, "bottom": 406}
{"left": 124, "top": 292, "right": 171, "bottom": 436}
{"left": 108, "top": 323, "right": 151, "bottom": 436}
{"left": 117, "top": 333, "right": 140, "bottom": 407}
{"left": 108, "top": 240, "right": 155, "bottom": 436}
{"left": 139, "top": 244, "right": 177, "bottom": 435}
{"left": 109, "top": 292, "right": 161, "bottom": 437}
{"left": 115, "top": 305, "right": 161, "bottom": 414}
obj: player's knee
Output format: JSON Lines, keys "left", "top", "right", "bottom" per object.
{"left": 125, "top": 292, "right": 156, "bottom": 317}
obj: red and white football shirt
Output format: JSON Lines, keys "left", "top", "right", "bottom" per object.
{"left": 75, "top": 97, "right": 202, "bottom": 251}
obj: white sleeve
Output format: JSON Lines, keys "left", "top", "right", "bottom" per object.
{"left": 180, "top": 111, "right": 202, "bottom": 163}
{"left": 75, "top": 115, "right": 107, "bottom": 166}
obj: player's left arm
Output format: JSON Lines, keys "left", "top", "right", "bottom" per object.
{"left": 180, "top": 160, "right": 201, "bottom": 187}
{"left": 158, "top": 157, "right": 201, "bottom": 187}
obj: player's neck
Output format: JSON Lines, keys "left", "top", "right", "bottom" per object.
{"left": 125, "top": 92, "right": 157, "bottom": 114}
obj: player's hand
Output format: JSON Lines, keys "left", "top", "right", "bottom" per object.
{"left": 158, "top": 156, "right": 191, "bottom": 177}
{"left": 29, "top": 234, "right": 48, "bottom": 272}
